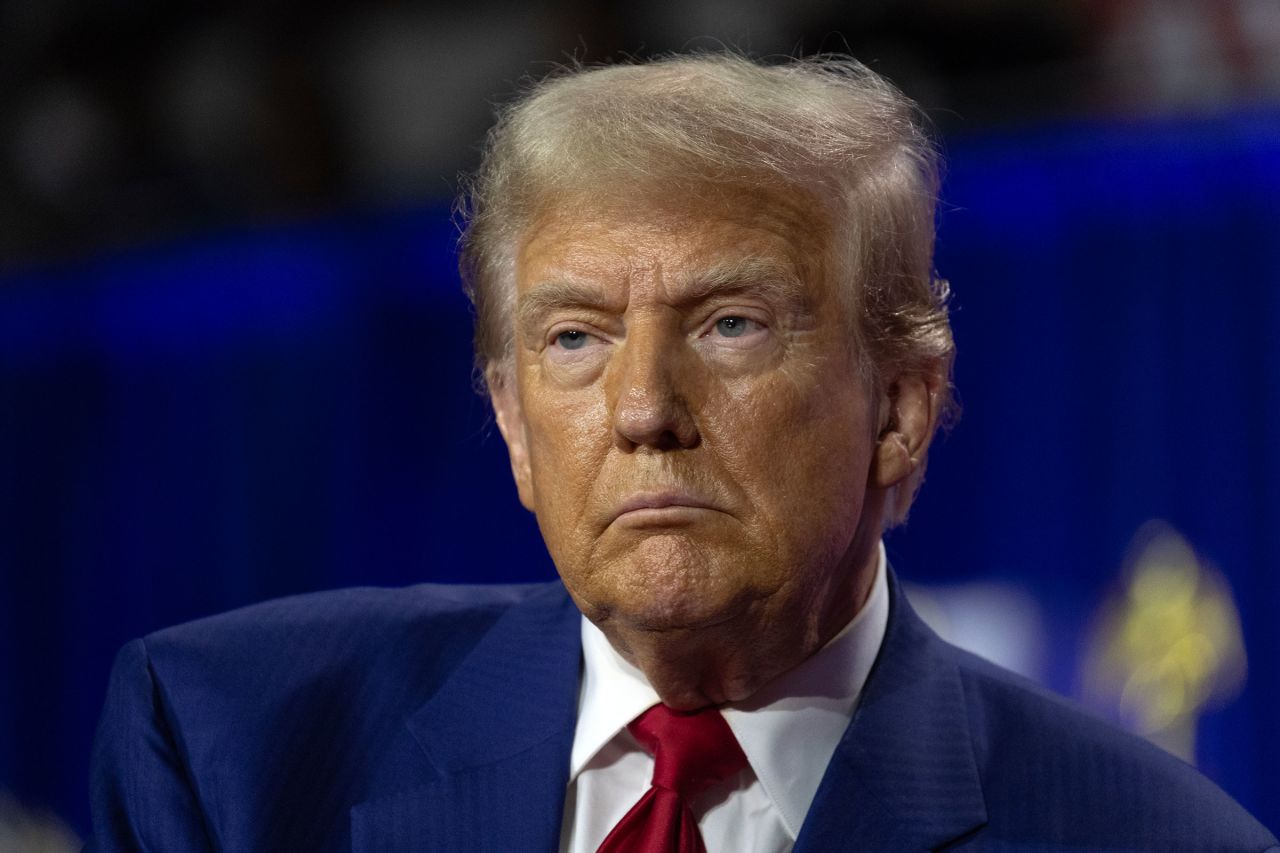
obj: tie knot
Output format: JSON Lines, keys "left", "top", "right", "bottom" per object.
{"left": 628, "top": 704, "right": 748, "bottom": 799}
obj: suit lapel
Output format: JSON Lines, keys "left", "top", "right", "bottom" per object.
{"left": 352, "top": 582, "right": 582, "bottom": 853}
{"left": 795, "top": 571, "right": 988, "bottom": 852}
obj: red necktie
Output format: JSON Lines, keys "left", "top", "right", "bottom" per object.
{"left": 597, "top": 704, "right": 748, "bottom": 853}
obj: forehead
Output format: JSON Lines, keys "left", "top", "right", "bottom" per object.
{"left": 515, "top": 184, "right": 833, "bottom": 296}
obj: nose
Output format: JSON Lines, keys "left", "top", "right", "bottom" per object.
{"left": 610, "top": 328, "right": 700, "bottom": 452}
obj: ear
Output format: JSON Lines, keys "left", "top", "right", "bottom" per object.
{"left": 871, "top": 371, "right": 943, "bottom": 489}
{"left": 487, "top": 366, "right": 536, "bottom": 512}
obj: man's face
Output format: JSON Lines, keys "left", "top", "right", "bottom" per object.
{"left": 492, "top": 185, "right": 893, "bottom": 700}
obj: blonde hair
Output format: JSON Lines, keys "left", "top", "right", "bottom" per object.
{"left": 457, "top": 53, "right": 955, "bottom": 525}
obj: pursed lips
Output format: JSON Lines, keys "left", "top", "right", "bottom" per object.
{"left": 610, "top": 491, "right": 724, "bottom": 526}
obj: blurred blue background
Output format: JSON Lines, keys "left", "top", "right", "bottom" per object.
{"left": 1, "top": 0, "right": 1278, "bottom": 842}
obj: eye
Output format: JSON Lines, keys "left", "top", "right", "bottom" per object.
{"left": 698, "top": 313, "right": 768, "bottom": 353}
{"left": 716, "top": 313, "right": 762, "bottom": 338}
{"left": 714, "top": 316, "right": 752, "bottom": 338}
{"left": 555, "top": 329, "right": 590, "bottom": 350}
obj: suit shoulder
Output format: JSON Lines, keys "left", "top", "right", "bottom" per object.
{"left": 147, "top": 580, "right": 556, "bottom": 646}
{"left": 946, "top": 645, "right": 1276, "bottom": 850}
{"left": 137, "top": 580, "right": 567, "bottom": 705}
{"left": 95, "top": 581, "right": 573, "bottom": 850}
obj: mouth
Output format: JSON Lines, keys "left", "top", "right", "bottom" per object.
{"left": 610, "top": 492, "right": 724, "bottom": 527}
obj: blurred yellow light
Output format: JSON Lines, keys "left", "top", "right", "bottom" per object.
{"left": 1081, "top": 522, "right": 1246, "bottom": 763}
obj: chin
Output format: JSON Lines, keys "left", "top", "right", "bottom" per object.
{"left": 612, "top": 575, "right": 756, "bottom": 635}
{"left": 568, "top": 532, "right": 768, "bottom": 630}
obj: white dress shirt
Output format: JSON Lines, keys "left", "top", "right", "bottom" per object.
{"left": 560, "top": 543, "right": 890, "bottom": 853}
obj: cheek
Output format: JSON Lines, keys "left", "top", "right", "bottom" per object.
{"left": 524, "top": 388, "right": 611, "bottom": 536}
{"left": 714, "top": 359, "right": 873, "bottom": 537}
{"left": 792, "top": 378, "right": 875, "bottom": 510}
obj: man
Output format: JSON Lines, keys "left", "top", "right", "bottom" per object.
{"left": 88, "top": 54, "right": 1275, "bottom": 851}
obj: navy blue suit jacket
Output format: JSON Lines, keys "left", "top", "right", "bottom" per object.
{"left": 88, "top": 573, "right": 1276, "bottom": 851}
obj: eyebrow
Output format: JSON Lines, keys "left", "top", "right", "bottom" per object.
{"left": 676, "top": 257, "right": 809, "bottom": 310}
{"left": 516, "top": 257, "right": 810, "bottom": 336}
{"left": 516, "top": 280, "right": 621, "bottom": 338}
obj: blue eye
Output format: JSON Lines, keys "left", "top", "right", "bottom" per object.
{"left": 715, "top": 317, "right": 750, "bottom": 338}
{"left": 556, "top": 330, "right": 589, "bottom": 350}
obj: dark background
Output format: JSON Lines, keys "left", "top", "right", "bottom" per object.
{"left": 2, "top": 0, "right": 1278, "bottom": 841}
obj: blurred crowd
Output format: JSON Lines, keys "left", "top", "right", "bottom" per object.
{"left": 2, "top": 0, "right": 1278, "bottom": 264}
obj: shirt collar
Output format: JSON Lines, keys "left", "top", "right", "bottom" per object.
{"left": 569, "top": 542, "right": 891, "bottom": 839}
{"left": 570, "top": 612, "right": 661, "bottom": 777}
